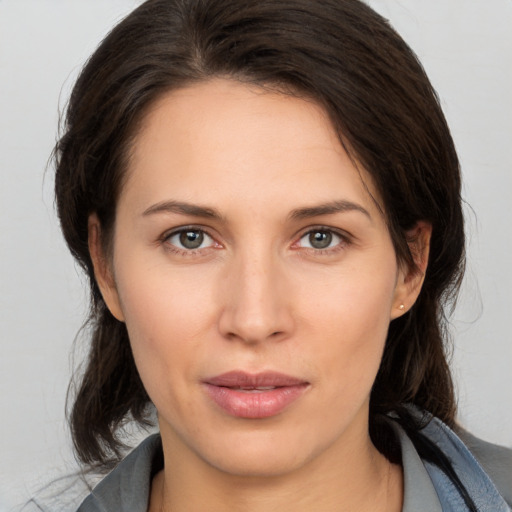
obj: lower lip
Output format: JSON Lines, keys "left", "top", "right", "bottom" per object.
{"left": 203, "top": 384, "right": 308, "bottom": 419}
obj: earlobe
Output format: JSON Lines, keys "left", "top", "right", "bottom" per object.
{"left": 88, "top": 214, "right": 125, "bottom": 322}
{"left": 391, "top": 221, "right": 432, "bottom": 319}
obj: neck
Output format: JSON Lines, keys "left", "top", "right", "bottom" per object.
{"left": 149, "top": 423, "right": 403, "bottom": 512}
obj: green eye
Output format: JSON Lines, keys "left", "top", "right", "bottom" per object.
{"left": 299, "top": 229, "right": 344, "bottom": 250}
{"left": 179, "top": 230, "right": 204, "bottom": 249}
{"left": 167, "top": 229, "right": 214, "bottom": 250}
{"left": 308, "top": 231, "right": 333, "bottom": 249}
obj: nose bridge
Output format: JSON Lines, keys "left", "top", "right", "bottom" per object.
{"left": 219, "top": 242, "right": 292, "bottom": 343}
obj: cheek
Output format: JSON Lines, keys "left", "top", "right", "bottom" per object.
{"left": 116, "top": 249, "right": 218, "bottom": 331}
{"left": 113, "top": 258, "right": 220, "bottom": 395}
{"left": 299, "top": 260, "right": 397, "bottom": 389}
{"left": 301, "top": 257, "right": 397, "bottom": 337}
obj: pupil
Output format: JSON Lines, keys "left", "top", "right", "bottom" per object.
{"left": 180, "top": 230, "right": 203, "bottom": 249}
{"left": 309, "top": 231, "right": 332, "bottom": 249}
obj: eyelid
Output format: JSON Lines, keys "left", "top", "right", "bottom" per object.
{"left": 292, "top": 226, "right": 353, "bottom": 251}
{"left": 161, "top": 225, "right": 221, "bottom": 254}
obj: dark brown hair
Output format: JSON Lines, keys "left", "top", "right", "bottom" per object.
{"left": 54, "top": 0, "right": 465, "bottom": 467}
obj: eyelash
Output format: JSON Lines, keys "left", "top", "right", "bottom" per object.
{"left": 161, "top": 226, "right": 220, "bottom": 256}
{"left": 160, "top": 226, "right": 352, "bottom": 257}
{"left": 293, "top": 226, "right": 352, "bottom": 256}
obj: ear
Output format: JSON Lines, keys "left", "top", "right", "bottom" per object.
{"left": 88, "top": 214, "right": 125, "bottom": 322}
{"left": 391, "top": 221, "right": 432, "bottom": 320}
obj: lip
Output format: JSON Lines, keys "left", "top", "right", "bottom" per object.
{"left": 202, "top": 371, "right": 309, "bottom": 419}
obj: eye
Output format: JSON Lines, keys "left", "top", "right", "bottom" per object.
{"left": 298, "top": 229, "right": 345, "bottom": 250}
{"left": 166, "top": 228, "right": 215, "bottom": 250}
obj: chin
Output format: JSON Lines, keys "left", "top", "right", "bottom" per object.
{"left": 194, "top": 427, "right": 329, "bottom": 479}
{"left": 207, "top": 449, "right": 309, "bottom": 479}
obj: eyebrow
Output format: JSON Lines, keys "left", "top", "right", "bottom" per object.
{"left": 289, "top": 200, "right": 371, "bottom": 221}
{"left": 142, "top": 199, "right": 371, "bottom": 222}
{"left": 142, "top": 200, "right": 224, "bottom": 220}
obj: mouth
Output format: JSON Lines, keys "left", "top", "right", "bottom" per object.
{"left": 202, "top": 371, "right": 310, "bottom": 419}
{"left": 227, "top": 386, "right": 280, "bottom": 392}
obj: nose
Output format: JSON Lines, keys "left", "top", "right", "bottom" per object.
{"left": 218, "top": 250, "right": 294, "bottom": 345}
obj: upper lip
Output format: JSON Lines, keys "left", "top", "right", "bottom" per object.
{"left": 204, "top": 371, "right": 308, "bottom": 389}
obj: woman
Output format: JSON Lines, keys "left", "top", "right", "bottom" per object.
{"left": 49, "top": 0, "right": 511, "bottom": 510}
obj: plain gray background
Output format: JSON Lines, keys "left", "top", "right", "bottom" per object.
{"left": 1, "top": 0, "right": 511, "bottom": 508}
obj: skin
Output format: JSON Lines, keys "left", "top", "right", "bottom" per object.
{"left": 90, "top": 79, "right": 431, "bottom": 512}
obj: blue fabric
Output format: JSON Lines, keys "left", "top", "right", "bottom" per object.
{"left": 419, "top": 416, "right": 510, "bottom": 511}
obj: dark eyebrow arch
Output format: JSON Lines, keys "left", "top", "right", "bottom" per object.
{"left": 289, "top": 200, "right": 371, "bottom": 221}
{"left": 142, "top": 200, "right": 224, "bottom": 220}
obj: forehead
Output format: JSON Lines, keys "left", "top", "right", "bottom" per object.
{"left": 122, "top": 78, "right": 383, "bottom": 218}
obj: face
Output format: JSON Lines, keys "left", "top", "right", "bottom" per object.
{"left": 93, "top": 79, "right": 421, "bottom": 478}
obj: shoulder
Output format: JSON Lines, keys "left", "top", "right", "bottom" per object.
{"left": 391, "top": 407, "right": 512, "bottom": 510}
{"left": 77, "top": 434, "right": 162, "bottom": 512}
{"left": 456, "top": 428, "right": 512, "bottom": 506}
